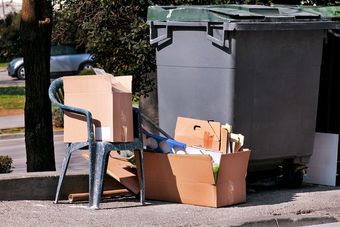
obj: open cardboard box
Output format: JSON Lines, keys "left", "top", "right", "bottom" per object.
{"left": 174, "top": 116, "right": 230, "bottom": 153}
{"left": 63, "top": 75, "right": 133, "bottom": 143}
{"left": 135, "top": 149, "right": 251, "bottom": 208}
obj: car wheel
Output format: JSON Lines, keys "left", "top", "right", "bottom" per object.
{"left": 17, "top": 65, "right": 25, "bottom": 80}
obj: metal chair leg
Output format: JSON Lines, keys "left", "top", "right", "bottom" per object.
{"left": 54, "top": 145, "right": 73, "bottom": 204}
{"left": 138, "top": 149, "right": 145, "bottom": 205}
{"left": 54, "top": 142, "right": 88, "bottom": 203}
{"left": 88, "top": 142, "right": 110, "bottom": 209}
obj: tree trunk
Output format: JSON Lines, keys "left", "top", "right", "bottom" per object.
{"left": 21, "top": 0, "right": 55, "bottom": 172}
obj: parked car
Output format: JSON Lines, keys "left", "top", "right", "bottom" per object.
{"left": 7, "top": 45, "right": 94, "bottom": 79}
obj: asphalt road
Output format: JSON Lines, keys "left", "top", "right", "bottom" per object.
{"left": 0, "top": 67, "right": 24, "bottom": 87}
{"left": 0, "top": 133, "right": 88, "bottom": 172}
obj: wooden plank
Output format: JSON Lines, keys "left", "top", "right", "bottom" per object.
{"left": 68, "top": 189, "right": 131, "bottom": 202}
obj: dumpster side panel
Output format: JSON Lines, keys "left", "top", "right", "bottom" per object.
{"left": 234, "top": 30, "right": 324, "bottom": 165}
{"left": 157, "top": 67, "right": 235, "bottom": 137}
{"left": 156, "top": 26, "right": 236, "bottom": 136}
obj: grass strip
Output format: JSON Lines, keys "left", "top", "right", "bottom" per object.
{"left": 0, "top": 127, "right": 24, "bottom": 134}
{"left": 0, "top": 62, "right": 8, "bottom": 68}
{"left": 0, "top": 87, "right": 25, "bottom": 110}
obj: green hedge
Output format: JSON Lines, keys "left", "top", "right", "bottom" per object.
{"left": 0, "top": 155, "right": 12, "bottom": 173}
{"left": 0, "top": 12, "right": 21, "bottom": 62}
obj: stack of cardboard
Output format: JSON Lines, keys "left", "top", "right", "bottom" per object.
{"left": 137, "top": 116, "right": 251, "bottom": 208}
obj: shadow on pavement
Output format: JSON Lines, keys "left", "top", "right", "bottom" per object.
{"left": 240, "top": 183, "right": 340, "bottom": 207}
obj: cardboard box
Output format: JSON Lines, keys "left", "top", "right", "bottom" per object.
{"left": 63, "top": 75, "right": 133, "bottom": 142}
{"left": 174, "top": 117, "right": 221, "bottom": 150}
{"left": 136, "top": 149, "right": 251, "bottom": 207}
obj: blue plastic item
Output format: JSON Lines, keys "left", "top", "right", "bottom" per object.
{"left": 146, "top": 133, "right": 186, "bottom": 154}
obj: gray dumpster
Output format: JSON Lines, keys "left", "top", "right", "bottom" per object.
{"left": 148, "top": 5, "right": 336, "bottom": 185}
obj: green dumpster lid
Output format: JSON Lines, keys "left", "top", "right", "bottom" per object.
{"left": 147, "top": 5, "right": 324, "bottom": 22}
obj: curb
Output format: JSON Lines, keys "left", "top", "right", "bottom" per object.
{"left": 0, "top": 170, "right": 126, "bottom": 201}
{"left": 0, "top": 171, "right": 88, "bottom": 200}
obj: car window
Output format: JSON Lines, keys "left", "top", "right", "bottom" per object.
{"left": 51, "top": 45, "right": 77, "bottom": 56}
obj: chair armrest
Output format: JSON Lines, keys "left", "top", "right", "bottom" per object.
{"left": 132, "top": 107, "right": 142, "bottom": 141}
{"left": 48, "top": 77, "right": 95, "bottom": 147}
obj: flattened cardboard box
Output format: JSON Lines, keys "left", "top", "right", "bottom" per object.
{"left": 63, "top": 75, "right": 133, "bottom": 143}
{"left": 135, "top": 149, "right": 251, "bottom": 208}
{"left": 82, "top": 151, "right": 140, "bottom": 194}
{"left": 175, "top": 116, "right": 221, "bottom": 151}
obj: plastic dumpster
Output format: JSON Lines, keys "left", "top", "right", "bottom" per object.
{"left": 148, "top": 5, "right": 336, "bottom": 185}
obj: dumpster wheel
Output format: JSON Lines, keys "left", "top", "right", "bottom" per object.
{"left": 282, "top": 163, "right": 307, "bottom": 188}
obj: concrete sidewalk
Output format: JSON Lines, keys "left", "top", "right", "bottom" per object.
{"left": 0, "top": 173, "right": 339, "bottom": 226}
{"left": 1, "top": 132, "right": 339, "bottom": 226}
{"left": 0, "top": 132, "right": 339, "bottom": 226}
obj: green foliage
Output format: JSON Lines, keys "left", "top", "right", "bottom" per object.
{"left": 52, "top": 108, "right": 63, "bottom": 128}
{"left": 53, "top": 0, "right": 155, "bottom": 95}
{"left": 0, "top": 87, "right": 25, "bottom": 110}
{"left": 0, "top": 86, "right": 25, "bottom": 95}
{"left": 0, "top": 155, "right": 13, "bottom": 173}
{"left": 78, "top": 68, "right": 96, "bottom": 75}
{"left": 0, "top": 12, "right": 21, "bottom": 62}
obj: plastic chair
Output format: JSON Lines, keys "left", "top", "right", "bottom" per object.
{"left": 48, "top": 77, "right": 145, "bottom": 209}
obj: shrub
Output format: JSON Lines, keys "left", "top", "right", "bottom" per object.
{"left": 0, "top": 12, "right": 21, "bottom": 62}
{"left": 52, "top": 108, "right": 63, "bottom": 128}
{"left": 0, "top": 155, "right": 13, "bottom": 173}
{"left": 78, "top": 68, "right": 96, "bottom": 75}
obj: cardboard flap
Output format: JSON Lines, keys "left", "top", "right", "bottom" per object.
{"left": 174, "top": 117, "right": 221, "bottom": 150}
{"left": 169, "top": 154, "right": 215, "bottom": 184}
{"left": 142, "top": 152, "right": 215, "bottom": 185}
{"left": 217, "top": 149, "right": 251, "bottom": 184}
{"left": 220, "top": 127, "right": 229, "bottom": 154}
{"left": 113, "top": 75, "right": 132, "bottom": 92}
{"left": 64, "top": 75, "right": 131, "bottom": 94}
{"left": 111, "top": 78, "right": 131, "bottom": 93}
{"left": 64, "top": 75, "right": 113, "bottom": 93}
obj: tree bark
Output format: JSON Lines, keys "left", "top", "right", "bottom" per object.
{"left": 21, "top": 0, "right": 55, "bottom": 172}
